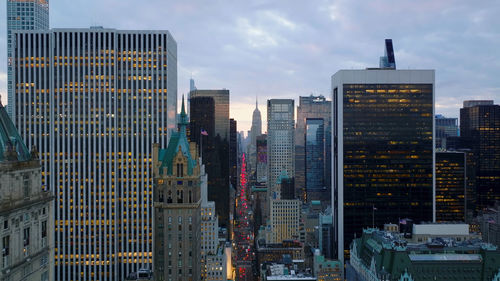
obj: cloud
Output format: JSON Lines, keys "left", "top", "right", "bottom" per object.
{"left": 236, "top": 17, "right": 279, "bottom": 48}
{"left": 0, "top": 0, "right": 498, "bottom": 132}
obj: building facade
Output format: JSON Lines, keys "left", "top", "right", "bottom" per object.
{"left": 460, "top": 100, "right": 500, "bottom": 212}
{"left": 153, "top": 103, "right": 201, "bottom": 281}
{"left": 201, "top": 201, "right": 227, "bottom": 281}
{"left": 295, "top": 95, "right": 331, "bottom": 204}
{"left": 0, "top": 104, "right": 54, "bottom": 281}
{"left": 332, "top": 69, "right": 435, "bottom": 262}
{"left": 267, "top": 99, "right": 295, "bottom": 205}
{"left": 256, "top": 134, "right": 268, "bottom": 183}
{"left": 190, "top": 96, "right": 216, "bottom": 145}
{"left": 435, "top": 151, "right": 466, "bottom": 222}
{"left": 11, "top": 28, "right": 177, "bottom": 280}
{"left": 7, "top": 0, "right": 49, "bottom": 117}
{"left": 189, "top": 90, "right": 230, "bottom": 140}
{"left": 269, "top": 199, "right": 301, "bottom": 244}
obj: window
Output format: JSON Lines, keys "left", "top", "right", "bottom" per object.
{"left": 23, "top": 174, "right": 30, "bottom": 198}
{"left": 23, "top": 228, "right": 30, "bottom": 246}
{"left": 2, "top": 236, "right": 9, "bottom": 256}
{"left": 41, "top": 221, "right": 47, "bottom": 238}
{"left": 3, "top": 220, "right": 8, "bottom": 230}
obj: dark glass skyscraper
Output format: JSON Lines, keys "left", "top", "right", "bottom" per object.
{"left": 189, "top": 90, "right": 231, "bottom": 231}
{"left": 460, "top": 100, "right": 500, "bottom": 212}
{"left": 296, "top": 96, "right": 331, "bottom": 205}
{"left": 436, "top": 151, "right": 466, "bottom": 222}
{"left": 305, "top": 118, "right": 325, "bottom": 192}
{"left": 332, "top": 69, "right": 434, "bottom": 262}
{"left": 189, "top": 96, "right": 215, "bottom": 146}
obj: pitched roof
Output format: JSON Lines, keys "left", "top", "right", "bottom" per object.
{"left": 158, "top": 96, "right": 197, "bottom": 175}
{"left": 0, "top": 104, "right": 31, "bottom": 162}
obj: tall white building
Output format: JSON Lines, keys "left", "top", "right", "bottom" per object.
{"left": 11, "top": 28, "right": 177, "bottom": 280}
{"left": 6, "top": 0, "right": 49, "bottom": 117}
{"left": 267, "top": 99, "right": 295, "bottom": 202}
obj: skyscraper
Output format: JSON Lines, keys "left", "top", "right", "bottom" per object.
{"left": 230, "top": 119, "right": 238, "bottom": 189}
{"left": 152, "top": 101, "right": 201, "bottom": 281}
{"left": 332, "top": 67, "right": 434, "bottom": 262}
{"left": 189, "top": 89, "right": 231, "bottom": 231}
{"left": 250, "top": 98, "right": 262, "bottom": 146}
{"left": 6, "top": 0, "right": 49, "bottom": 117}
{"left": 189, "top": 96, "right": 216, "bottom": 146}
{"left": 189, "top": 89, "right": 230, "bottom": 140}
{"left": 460, "top": 100, "right": 500, "bottom": 212}
{"left": 11, "top": 28, "right": 177, "bottom": 280}
{"left": 295, "top": 95, "right": 331, "bottom": 204}
{"left": 435, "top": 151, "right": 466, "bottom": 222}
{"left": 435, "top": 114, "right": 459, "bottom": 150}
{"left": 267, "top": 99, "right": 295, "bottom": 203}
{"left": 248, "top": 98, "right": 262, "bottom": 174}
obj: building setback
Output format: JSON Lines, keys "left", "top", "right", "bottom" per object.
{"left": 0, "top": 103, "right": 54, "bottom": 281}
{"left": 7, "top": 0, "right": 49, "bottom": 117}
{"left": 11, "top": 28, "right": 177, "bottom": 280}
{"left": 332, "top": 68, "right": 435, "bottom": 262}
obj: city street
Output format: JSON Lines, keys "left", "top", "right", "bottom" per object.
{"left": 234, "top": 154, "right": 256, "bottom": 281}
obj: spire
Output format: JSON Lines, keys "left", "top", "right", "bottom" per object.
{"left": 181, "top": 94, "right": 186, "bottom": 115}
{"left": 178, "top": 95, "right": 189, "bottom": 133}
{"left": 256, "top": 95, "right": 258, "bottom": 109}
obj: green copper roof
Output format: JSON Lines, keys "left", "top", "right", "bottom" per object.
{"left": 276, "top": 170, "right": 289, "bottom": 184}
{"left": 158, "top": 96, "right": 197, "bottom": 175}
{"left": 311, "top": 200, "right": 321, "bottom": 206}
{"left": 0, "top": 104, "right": 31, "bottom": 162}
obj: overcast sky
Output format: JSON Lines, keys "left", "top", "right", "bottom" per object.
{"left": 1, "top": 0, "right": 499, "bottom": 133}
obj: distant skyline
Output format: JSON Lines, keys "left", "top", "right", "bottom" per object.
{"left": 1, "top": 0, "right": 499, "bottom": 132}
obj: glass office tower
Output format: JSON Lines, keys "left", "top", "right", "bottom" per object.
{"left": 460, "top": 100, "right": 500, "bottom": 212}
{"left": 296, "top": 95, "right": 331, "bottom": 204}
{"left": 332, "top": 69, "right": 434, "bottom": 262}
{"left": 7, "top": 0, "right": 49, "bottom": 117}
{"left": 305, "top": 118, "right": 325, "bottom": 192}
{"left": 188, "top": 89, "right": 231, "bottom": 231}
{"left": 11, "top": 28, "right": 177, "bottom": 281}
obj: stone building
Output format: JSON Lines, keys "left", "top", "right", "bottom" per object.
{"left": 0, "top": 103, "right": 54, "bottom": 281}
{"left": 153, "top": 100, "right": 201, "bottom": 281}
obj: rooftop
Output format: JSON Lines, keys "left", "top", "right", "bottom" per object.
{"left": 0, "top": 103, "right": 31, "bottom": 162}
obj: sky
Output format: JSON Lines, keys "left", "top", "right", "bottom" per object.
{"left": 1, "top": 0, "right": 499, "bottom": 133}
